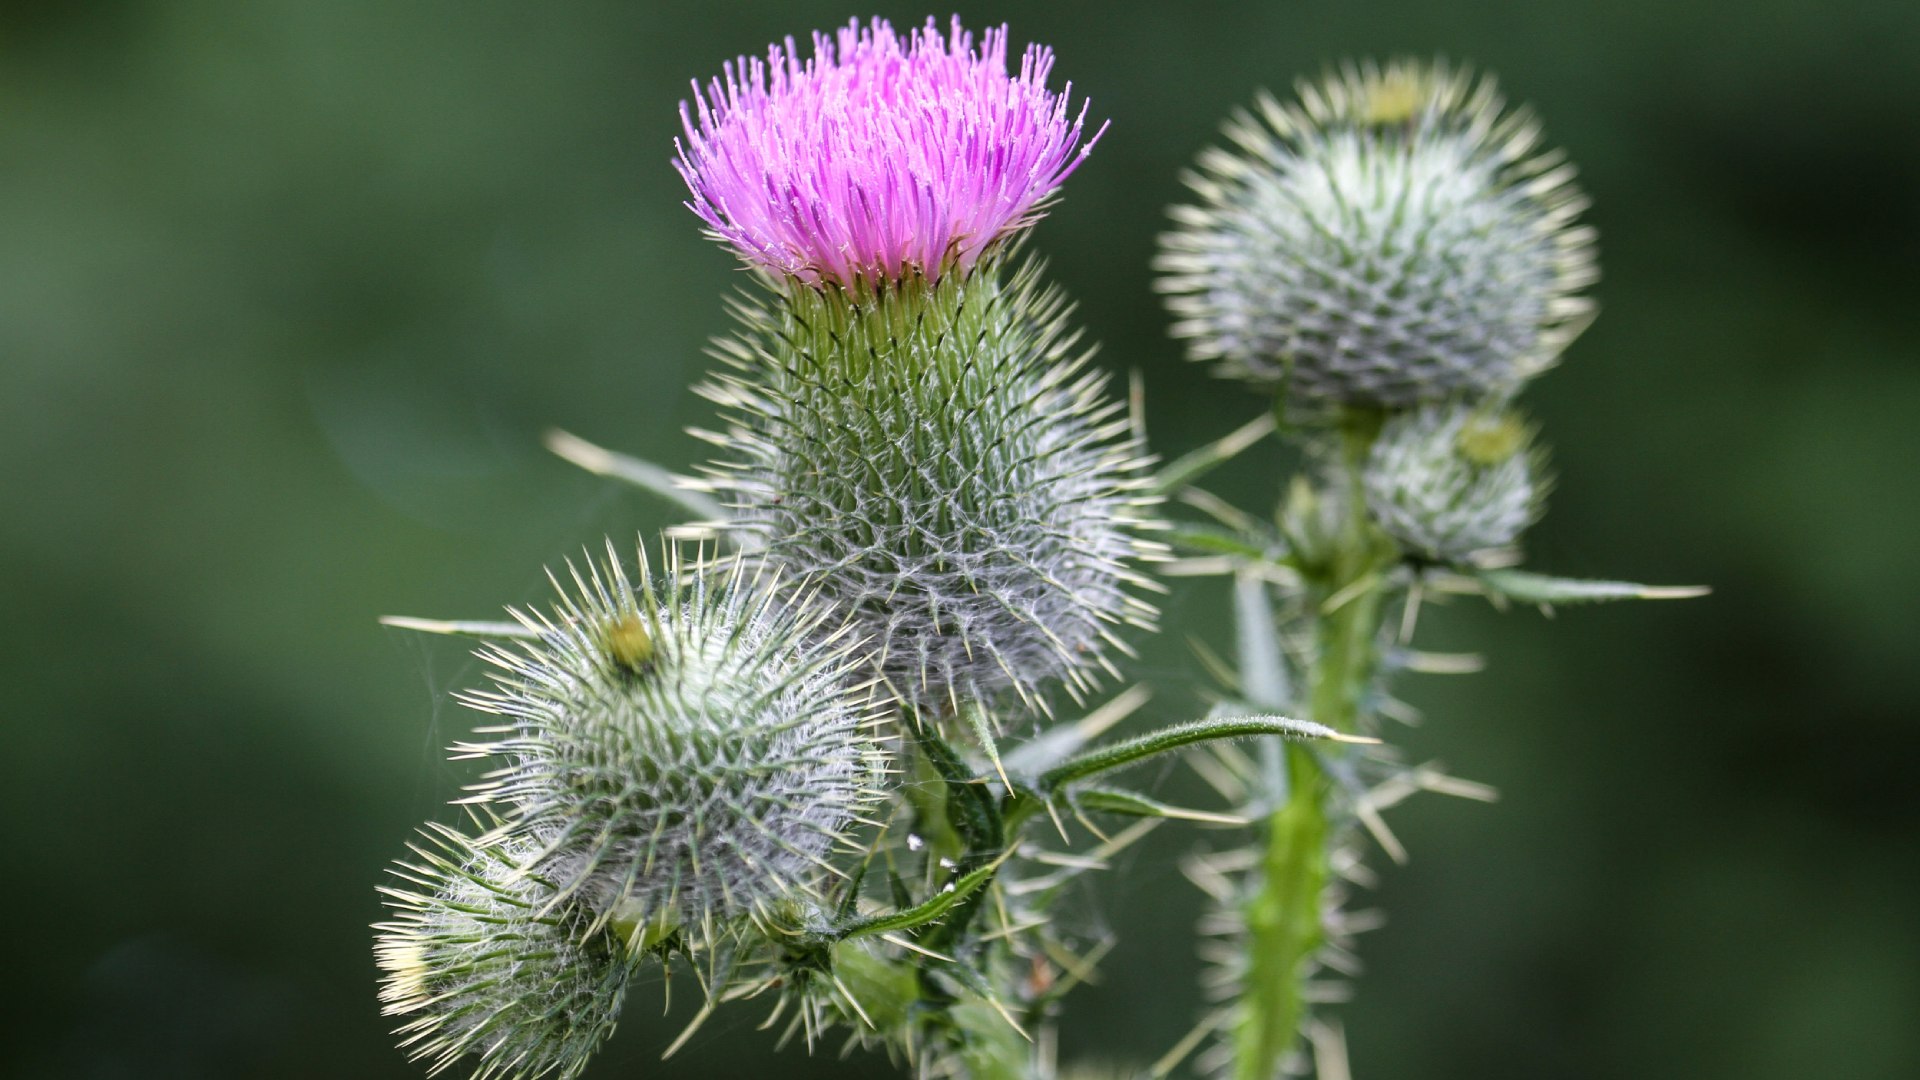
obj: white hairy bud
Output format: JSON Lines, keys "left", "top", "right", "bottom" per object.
{"left": 373, "top": 825, "right": 636, "bottom": 1080}
{"left": 1157, "top": 59, "right": 1597, "bottom": 409}
{"left": 456, "top": 541, "right": 885, "bottom": 942}
{"left": 1363, "top": 401, "right": 1545, "bottom": 562}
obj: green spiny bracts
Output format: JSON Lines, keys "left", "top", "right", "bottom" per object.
{"left": 1362, "top": 400, "right": 1546, "bottom": 563}
{"left": 455, "top": 540, "right": 887, "bottom": 946}
{"left": 694, "top": 260, "right": 1161, "bottom": 716}
{"left": 373, "top": 824, "right": 639, "bottom": 1080}
{"left": 1156, "top": 59, "right": 1597, "bottom": 409}
{"left": 725, "top": 934, "right": 921, "bottom": 1060}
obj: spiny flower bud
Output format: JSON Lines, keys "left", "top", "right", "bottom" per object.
{"left": 456, "top": 541, "right": 885, "bottom": 943}
{"left": 676, "top": 17, "right": 1104, "bottom": 290}
{"left": 695, "top": 263, "right": 1160, "bottom": 714}
{"left": 374, "top": 824, "right": 637, "bottom": 1080}
{"left": 1362, "top": 401, "right": 1545, "bottom": 562}
{"left": 1156, "top": 59, "right": 1598, "bottom": 408}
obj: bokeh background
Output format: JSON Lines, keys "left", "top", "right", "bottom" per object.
{"left": 5, "top": 1, "right": 1916, "bottom": 1077}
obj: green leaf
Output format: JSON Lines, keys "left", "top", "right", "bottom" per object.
{"left": 1072, "top": 785, "right": 1249, "bottom": 826}
{"left": 830, "top": 856, "right": 1006, "bottom": 941}
{"left": 910, "top": 719, "right": 1003, "bottom": 860}
{"left": 1039, "top": 715, "right": 1371, "bottom": 794}
{"left": 1476, "top": 568, "right": 1709, "bottom": 608}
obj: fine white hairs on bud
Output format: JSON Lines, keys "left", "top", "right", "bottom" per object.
{"left": 456, "top": 541, "right": 885, "bottom": 944}
{"left": 374, "top": 825, "right": 637, "bottom": 1080}
{"left": 694, "top": 261, "right": 1160, "bottom": 716}
{"left": 1362, "top": 400, "right": 1546, "bottom": 563}
{"left": 1157, "top": 59, "right": 1598, "bottom": 409}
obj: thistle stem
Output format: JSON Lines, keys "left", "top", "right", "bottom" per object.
{"left": 1234, "top": 747, "right": 1328, "bottom": 1080}
{"left": 1234, "top": 409, "right": 1387, "bottom": 1080}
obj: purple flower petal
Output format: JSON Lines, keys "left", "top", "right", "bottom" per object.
{"left": 676, "top": 17, "right": 1105, "bottom": 289}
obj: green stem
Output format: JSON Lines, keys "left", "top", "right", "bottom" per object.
{"left": 1310, "top": 409, "right": 1388, "bottom": 738}
{"left": 1234, "top": 745, "right": 1328, "bottom": 1080}
{"left": 1235, "top": 409, "right": 1388, "bottom": 1080}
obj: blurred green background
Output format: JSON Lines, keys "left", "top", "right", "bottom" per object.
{"left": 4, "top": 1, "right": 1916, "bottom": 1077}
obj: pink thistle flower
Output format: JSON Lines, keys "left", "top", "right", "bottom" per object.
{"left": 676, "top": 17, "right": 1106, "bottom": 289}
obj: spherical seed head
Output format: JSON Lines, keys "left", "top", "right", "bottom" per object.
{"left": 374, "top": 826, "right": 635, "bottom": 1080}
{"left": 458, "top": 542, "right": 885, "bottom": 940}
{"left": 1157, "top": 59, "right": 1598, "bottom": 409}
{"left": 675, "top": 17, "right": 1104, "bottom": 290}
{"left": 695, "top": 262, "right": 1160, "bottom": 714}
{"left": 1362, "top": 400, "right": 1546, "bottom": 562}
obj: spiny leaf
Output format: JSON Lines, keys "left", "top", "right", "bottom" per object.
{"left": 830, "top": 855, "right": 1008, "bottom": 942}
{"left": 1039, "top": 715, "right": 1373, "bottom": 793}
{"left": 1476, "top": 568, "right": 1709, "bottom": 608}
{"left": 1072, "top": 785, "right": 1249, "bottom": 826}
{"left": 1153, "top": 411, "right": 1276, "bottom": 494}
{"left": 1170, "top": 524, "right": 1286, "bottom": 563}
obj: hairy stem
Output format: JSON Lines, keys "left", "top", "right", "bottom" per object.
{"left": 1234, "top": 746, "right": 1328, "bottom": 1080}
{"left": 1235, "top": 410, "right": 1387, "bottom": 1080}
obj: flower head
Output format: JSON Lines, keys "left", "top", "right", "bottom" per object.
{"left": 676, "top": 17, "right": 1104, "bottom": 289}
{"left": 696, "top": 265, "right": 1160, "bottom": 715}
{"left": 1157, "top": 59, "right": 1597, "bottom": 408}
{"left": 457, "top": 540, "right": 884, "bottom": 942}
{"left": 1363, "top": 400, "right": 1547, "bottom": 562}
{"left": 374, "top": 825, "right": 637, "bottom": 1080}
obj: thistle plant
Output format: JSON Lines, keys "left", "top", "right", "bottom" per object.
{"left": 370, "top": 22, "right": 1697, "bottom": 1080}
{"left": 678, "top": 17, "right": 1158, "bottom": 716}
{"left": 1148, "top": 61, "right": 1702, "bottom": 1079}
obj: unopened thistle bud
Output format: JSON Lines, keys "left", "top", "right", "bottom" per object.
{"left": 678, "top": 18, "right": 1156, "bottom": 713}
{"left": 1362, "top": 401, "right": 1545, "bottom": 562}
{"left": 698, "top": 266, "right": 1160, "bottom": 713}
{"left": 1157, "top": 59, "right": 1598, "bottom": 408}
{"left": 457, "top": 542, "right": 884, "bottom": 943}
{"left": 374, "top": 825, "right": 637, "bottom": 1080}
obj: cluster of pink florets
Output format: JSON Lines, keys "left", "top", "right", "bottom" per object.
{"left": 675, "top": 17, "right": 1104, "bottom": 289}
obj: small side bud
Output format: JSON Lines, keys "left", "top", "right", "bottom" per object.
{"left": 1454, "top": 412, "right": 1531, "bottom": 467}
{"left": 1363, "top": 401, "right": 1546, "bottom": 563}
